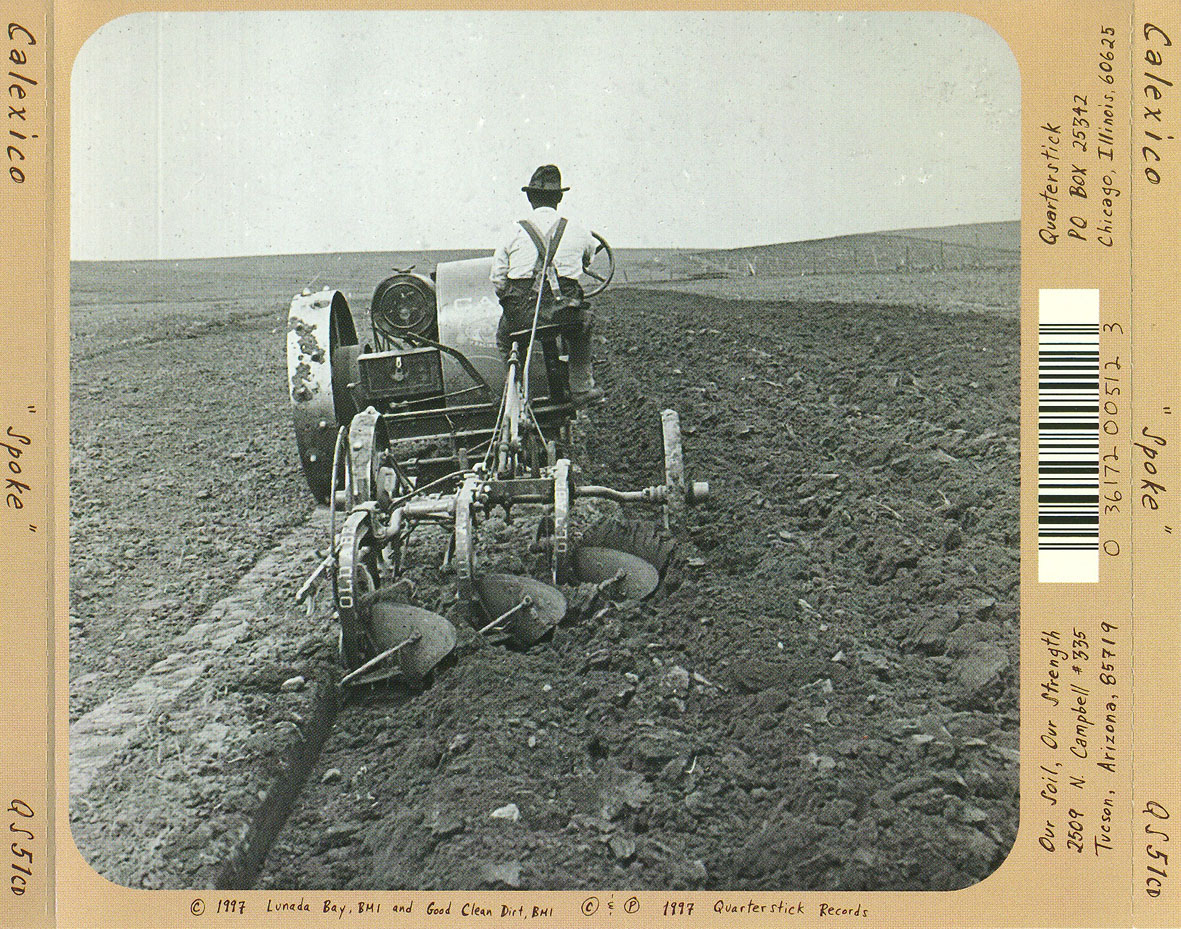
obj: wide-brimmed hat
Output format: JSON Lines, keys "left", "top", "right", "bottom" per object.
{"left": 522, "top": 164, "right": 570, "bottom": 193}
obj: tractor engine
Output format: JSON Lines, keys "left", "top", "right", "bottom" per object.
{"left": 370, "top": 271, "right": 438, "bottom": 347}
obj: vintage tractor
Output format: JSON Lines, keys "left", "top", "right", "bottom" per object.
{"left": 287, "top": 235, "right": 708, "bottom": 686}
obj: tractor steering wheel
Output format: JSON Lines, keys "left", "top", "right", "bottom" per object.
{"left": 580, "top": 232, "right": 615, "bottom": 298}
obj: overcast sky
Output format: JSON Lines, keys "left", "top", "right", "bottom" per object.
{"left": 70, "top": 10, "right": 1019, "bottom": 260}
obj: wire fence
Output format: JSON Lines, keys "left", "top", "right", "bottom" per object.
{"left": 618, "top": 233, "right": 1019, "bottom": 284}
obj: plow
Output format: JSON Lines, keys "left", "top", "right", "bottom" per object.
{"left": 286, "top": 236, "right": 708, "bottom": 686}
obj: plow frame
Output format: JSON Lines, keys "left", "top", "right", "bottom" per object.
{"left": 288, "top": 252, "right": 707, "bottom": 676}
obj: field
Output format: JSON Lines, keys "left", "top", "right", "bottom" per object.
{"left": 69, "top": 224, "right": 1019, "bottom": 891}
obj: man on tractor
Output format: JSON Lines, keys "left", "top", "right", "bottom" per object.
{"left": 490, "top": 164, "right": 604, "bottom": 408}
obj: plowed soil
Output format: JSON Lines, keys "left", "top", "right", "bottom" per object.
{"left": 70, "top": 258, "right": 1018, "bottom": 892}
{"left": 259, "top": 287, "right": 1020, "bottom": 891}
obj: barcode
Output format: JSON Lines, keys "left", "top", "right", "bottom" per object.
{"left": 1038, "top": 289, "right": 1099, "bottom": 583}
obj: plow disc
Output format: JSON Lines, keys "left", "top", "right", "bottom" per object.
{"left": 576, "top": 517, "right": 678, "bottom": 594}
{"left": 341, "top": 602, "right": 457, "bottom": 687}
{"left": 574, "top": 546, "right": 661, "bottom": 601}
{"left": 474, "top": 573, "right": 567, "bottom": 648}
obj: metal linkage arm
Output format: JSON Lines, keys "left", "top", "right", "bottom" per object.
{"left": 577, "top": 484, "right": 667, "bottom": 505}
{"left": 475, "top": 474, "right": 711, "bottom": 508}
{"left": 339, "top": 634, "right": 422, "bottom": 687}
{"left": 371, "top": 496, "right": 458, "bottom": 541}
{"left": 576, "top": 482, "right": 710, "bottom": 505}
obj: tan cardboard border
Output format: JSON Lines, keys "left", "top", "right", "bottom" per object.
{"left": 1, "top": 2, "right": 53, "bottom": 927}
{"left": 0, "top": 0, "right": 1173, "bottom": 926}
{"left": 1130, "top": 4, "right": 1180, "bottom": 928}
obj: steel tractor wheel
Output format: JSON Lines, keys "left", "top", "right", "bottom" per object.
{"left": 288, "top": 289, "right": 362, "bottom": 504}
{"left": 335, "top": 510, "right": 381, "bottom": 669}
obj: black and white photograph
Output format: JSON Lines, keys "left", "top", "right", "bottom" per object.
{"left": 68, "top": 10, "right": 1021, "bottom": 892}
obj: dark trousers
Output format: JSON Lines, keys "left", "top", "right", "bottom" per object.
{"left": 496, "top": 278, "right": 595, "bottom": 392}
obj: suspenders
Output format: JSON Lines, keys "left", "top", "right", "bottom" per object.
{"left": 518, "top": 217, "right": 568, "bottom": 297}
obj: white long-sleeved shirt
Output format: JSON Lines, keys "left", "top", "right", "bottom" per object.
{"left": 490, "top": 206, "right": 596, "bottom": 290}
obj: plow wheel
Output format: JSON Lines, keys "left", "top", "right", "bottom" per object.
{"left": 347, "top": 407, "right": 387, "bottom": 508}
{"left": 335, "top": 510, "right": 381, "bottom": 669}
{"left": 660, "top": 409, "right": 687, "bottom": 529}
{"left": 659, "top": 408, "right": 709, "bottom": 526}
{"left": 454, "top": 477, "right": 481, "bottom": 618}
{"left": 551, "top": 459, "right": 572, "bottom": 585}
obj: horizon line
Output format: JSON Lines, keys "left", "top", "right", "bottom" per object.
{"left": 70, "top": 217, "right": 1021, "bottom": 264}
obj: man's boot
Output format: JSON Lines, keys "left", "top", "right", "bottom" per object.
{"left": 566, "top": 321, "right": 603, "bottom": 407}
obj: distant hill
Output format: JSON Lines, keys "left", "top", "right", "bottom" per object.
{"left": 628, "top": 221, "right": 1019, "bottom": 283}
{"left": 71, "top": 221, "right": 1019, "bottom": 290}
{"left": 886, "top": 220, "right": 1018, "bottom": 250}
